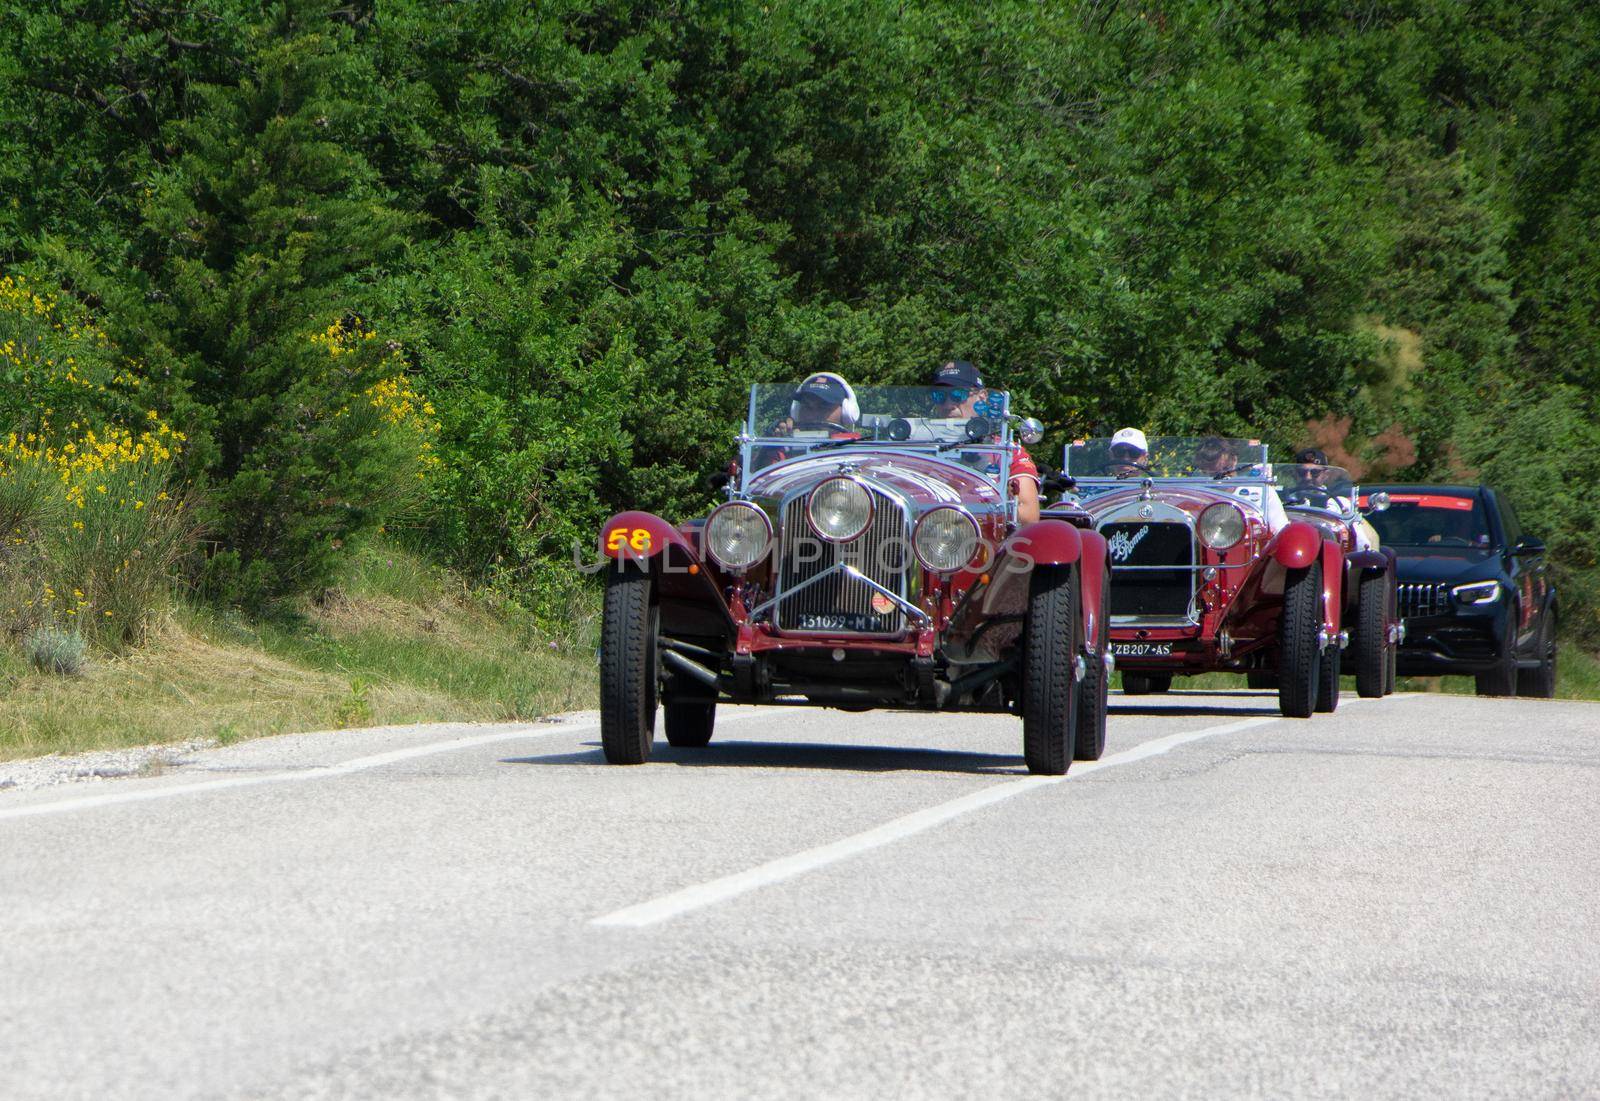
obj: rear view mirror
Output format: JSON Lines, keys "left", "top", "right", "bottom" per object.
{"left": 1364, "top": 491, "right": 1391, "bottom": 513}
{"left": 1017, "top": 417, "right": 1045, "bottom": 445}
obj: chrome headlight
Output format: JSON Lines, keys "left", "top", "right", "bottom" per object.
{"left": 1197, "top": 502, "right": 1245, "bottom": 550}
{"left": 1452, "top": 580, "right": 1501, "bottom": 605}
{"left": 704, "top": 502, "right": 771, "bottom": 570}
{"left": 914, "top": 507, "right": 981, "bottom": 573}
{"left": 808, "top": 478, "right": 873, "bottom": 542}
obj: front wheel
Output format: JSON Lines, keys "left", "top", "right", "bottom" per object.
{"left": 1515, "top": 616, "right": 1557, "bottom": 699}
{"left": 1315, "top": 637, "right": 1341, "bottom": 713}
{"left": 1475, "top": 611, "right": 1518, "bottom": 697}
{"left": 1355, "top": 571, "right": 1391, "bottom": 698}
{"left": 664, "top": 700, "right": 716, "bottom": 747}
{"left": 1074, "top": 565, "right": 1110, "bottom": 762}
{"left": 1022, "top": 564, "right": 1081, "bottom": 776}
{"left": 600, "top": 566, "right": 659, "bottom": 764}
{"left": 1278, "top": 562, "right": 1323, "bottom": 718}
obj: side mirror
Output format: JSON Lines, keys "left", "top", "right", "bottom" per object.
{"left": 1513, "top": 537, "right": 1545, "bottom": 556}
{"left": 1364, "top": 491, "right": 1391, "bottom": 513}
{"left": 1017, "top": 417, "right": 1045, "bottom": 445}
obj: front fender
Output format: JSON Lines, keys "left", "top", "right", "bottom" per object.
{"left": 1269, "top": 521, "right": 1322, "bottom": 569}
{"left": 1320, "top": 539, "right": 1343, "bottom": 634}
{"left": 1079, "top": 529, "right": 1109, "bottom": 656}
{"left": 1000, "top": 518, "right": 1083, "bottom": 568}
{"left": 599, "top": 510, "right": 697, "bottom": 563}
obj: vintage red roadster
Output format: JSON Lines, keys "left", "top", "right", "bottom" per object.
{"left": 1050, "top": 437, "right": 1399, "bottom": 716}
{"left": 596, "top": 382, "right": 1111, "bottom": 774}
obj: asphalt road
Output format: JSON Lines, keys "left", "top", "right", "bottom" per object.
{"left": 4, "top": 689, "right": 1598, "bottom": 1099}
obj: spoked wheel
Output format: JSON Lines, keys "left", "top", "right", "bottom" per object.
{"left": 1074, "top": 565, "right": 1110, "bottom": 762}
{"left": 1022, "top": 563, "right": 1081, "bottom": 776}
{"left": 1515, "top": 616, "right": 1557, "bottom": 698}
{"left": 1315, "top": 636, "right": 1341, "bottom": 713}
{"left": 664, "top": 700, "right": 716, "bottom": 747}
{"left": 1278, "top": 562, "right": 1323, "bottom": 718}
{"left": 600, "top": 565, "right": 659, "bottom": 764}
{"left": 1355, "top": 571, "right": 1390, "bottom": 698}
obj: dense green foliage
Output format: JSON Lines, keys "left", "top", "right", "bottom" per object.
{"left": 2, "top": 2, "right": 1596, "bottom": 632}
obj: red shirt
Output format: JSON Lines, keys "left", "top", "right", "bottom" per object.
{"left": 1009, "top": 444, "right": 1040, "bottom": 490}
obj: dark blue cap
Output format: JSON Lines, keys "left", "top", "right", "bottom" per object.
{"left": 793, "top": 373, "right": 849, "bottom": 405}
{"left": 931, "top": 359, "right": 983, "bottom": 389}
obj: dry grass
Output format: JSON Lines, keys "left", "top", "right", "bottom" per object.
{"left": 0, "top": 545, "right": 598, "bottom": 762}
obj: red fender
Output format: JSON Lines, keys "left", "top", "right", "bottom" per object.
{"left": 1269, "top": 521, "right": 1322, "bottom": 569}
{"left": 1320, "top": 539, "right": 1343, "bottom": 634}
{"left": 1078, "top": 529, "right": 1109, "bottom": 656}
{"left": 599, "top": 510, "right": 698, "bottom": 562}
{"left": 999, "top": 518, "right": 1083, "bottom": 568}
{"left": 971, "top": 519, "right": 1084, "bottom": 621}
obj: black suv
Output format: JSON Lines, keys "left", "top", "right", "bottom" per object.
{"left": 1360, "top": 485, "right": 1556, "bottom": 697}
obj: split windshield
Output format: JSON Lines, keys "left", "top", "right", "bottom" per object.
{"left": 743, "top": 384, "right": 1014, "bottom": 475}
{"left": 1065, "top": 437, "right": 1268, "bottom": 480}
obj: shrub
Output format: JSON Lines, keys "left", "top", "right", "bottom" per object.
{"left": 23, "top": 625, "right": 86, "bottom": 676}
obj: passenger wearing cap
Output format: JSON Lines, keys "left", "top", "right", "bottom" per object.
{"left": 929, "top": 360, "right": 1041, "bottom": 525}
{"left": 1108, "top": 427, "right": 1149, "bottom": 478}
{"left": 1286, "top": 446, "right": 1377, "bottom": 548}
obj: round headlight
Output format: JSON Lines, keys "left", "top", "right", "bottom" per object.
{"left": 914, "top": 507, "right": 981, "bottom": 573}
{"left": 808, "top": 478, "right": 873, "bottom": 542}
{"left": 704, "top": 502, "right": 771, "bottom": 570}
{"left": 1198, "top": 502, "right": 1246, "bottom": 550}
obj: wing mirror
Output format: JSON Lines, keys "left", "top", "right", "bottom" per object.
{"left": 1363, "top": 491, "right": 1391, "bottom": 513}
{"left": 1017, "top": 417, "right": 1045, "bottom": 445}
{"left": 1513, "top": 536, "right": 1545, "bottom": 556}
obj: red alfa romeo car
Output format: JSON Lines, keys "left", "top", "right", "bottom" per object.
{"left": 595, "top": 383, "right": 1110, "bottom": 774}
{"left": 1050, "top": 437, "right": 1399, "bottom": 716}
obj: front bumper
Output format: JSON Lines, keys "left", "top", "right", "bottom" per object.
{"left": 1395, "top": 610, "right": 1504, "bottom": 675}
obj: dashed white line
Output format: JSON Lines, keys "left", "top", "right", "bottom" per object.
{"left": 591, "top": 712, "right": 1289, "bottom": 928}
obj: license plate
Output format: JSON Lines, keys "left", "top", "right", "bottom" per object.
{"left": 794, "top": 612, "right": 883, "bottom": 632}
{"left": 1111, "top": 641, "right": 1173, "bottom": 658}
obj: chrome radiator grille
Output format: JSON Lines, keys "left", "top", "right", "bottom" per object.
{"left": 1398, "top": 581, "right": 1450, "bottom": 618}
{"left": 775, "top": 488, "right": 909, "bottom": 633}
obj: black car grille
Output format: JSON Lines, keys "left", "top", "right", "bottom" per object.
{"left": 1398, "top": 581, "right": 1450, "bottom": 618}
{"left": 1103, "top": 520, "right": 1193, "bottom": 618}
{"left": 775, "top": 488, "right": 909, "bottom": 633}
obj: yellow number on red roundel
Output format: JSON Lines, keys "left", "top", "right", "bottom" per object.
{"left": 606, "top": 527, "right": 653, "bottom": 554}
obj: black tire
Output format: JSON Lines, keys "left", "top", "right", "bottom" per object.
{"left": 1355, "top": 571, "right": 1389, "bottom": 698}
{"left": 1315, "top": 637, "right": 1341, "bottom": 713}
{"left": 664, "top": 700, "right": 716, "bottom": 747}
{"left": 1074, "top": 566, "right": 1109, "bottom": 762}
{"left": 1277, "top": 562, "right": 1323, "bottom": 718}
{"left": 1515, "top": 615, "right": 1557, "bottom": 699}
{"left": 1475, "top": 611, "right": 1518, "bottom": 697}
{"left": 1022, "top": 564, "right": 1081, "bottom": 776}
{"left": 600, "top": 566, "right": 658, "bottom": 764}
{"left": 1246, "top": 671, "right": 1278, "bottom": 690}
{"left": 1122, "top": 672, "right": 1171, "bottom": 695}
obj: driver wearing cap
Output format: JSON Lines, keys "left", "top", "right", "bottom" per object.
{"left": 1108, "top": 426, "right": 1149, "bottom": 478}
{"left": 930, "top": 360, "right": 1040, "bottom": 524}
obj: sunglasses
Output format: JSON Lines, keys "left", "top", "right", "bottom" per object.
{"left": 932, "top": 388, "right": 970, "bottom": 405}
{"left": 1109, "top": 446, "right": 1145, "bottom": 460}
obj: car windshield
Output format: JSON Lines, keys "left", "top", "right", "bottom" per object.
{"left": 1360, "top": 492, "right": 1492, "bottom": 548}
{"left": 1272, "top": 464, "right": 1356, "bottom": 515}
{"left": 1065, "top": 436, "right": 1267, "bottom": 479}
{"left": 743, "top": 384, "right": 1013, "bottom": 474}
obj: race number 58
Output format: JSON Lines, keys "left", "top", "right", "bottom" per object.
{"left": 606, "top": 527, "right": 652, "bottom": 554}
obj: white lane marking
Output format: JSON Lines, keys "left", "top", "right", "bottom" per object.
{"left": 1, "top": 709, "right": 793, "bottom": 823}
{"left": 593, "top": 712, "right": 1287, "bottom": 928}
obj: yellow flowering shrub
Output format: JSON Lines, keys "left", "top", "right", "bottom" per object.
{"left": 1, "top": 274, "right": 194, "bottom": 650}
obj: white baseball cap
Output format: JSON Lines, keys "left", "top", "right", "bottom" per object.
{"left": 1110, "top": 427, "right": 1149, "bottom": 453}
